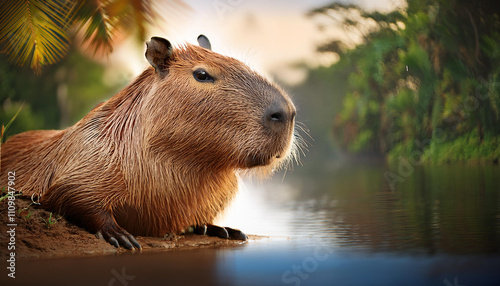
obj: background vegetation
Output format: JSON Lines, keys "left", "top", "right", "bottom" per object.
{"left": 301, "top": 0, "right": 500, "bottom": 164}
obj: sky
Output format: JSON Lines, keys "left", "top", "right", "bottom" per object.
{"left": 106, "top": 0, "right": 404, "bottom": 85}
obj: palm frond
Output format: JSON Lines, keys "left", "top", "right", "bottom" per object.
{"left": 127, "top": 0, "right": 158, "bottom": 41}
{"left": 74, "top": 0, "right": 119, "bottom": 55}
{"left": 0, "top": 0, "right": 189, "bottom": 73}
{"left": 0, "top": 0, "right": 76, "bottom": 74}
{"left": 127, "top": 0, "right": 192, "bottom": 41}
{"left": 74, "top": 0, "right": 166, "bottom": 54}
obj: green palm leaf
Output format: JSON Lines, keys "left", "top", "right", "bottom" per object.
{"left": 0, "top": 0, "right": 75, "bottom": 74}
{"left": 75, "top": 0, "right": 120, "bottom": 54}
{"left": 0, "top": 0, "right": 187, "bottom": 73}
{"left": 74, "top": 0, "right": 177, "bottom": 54}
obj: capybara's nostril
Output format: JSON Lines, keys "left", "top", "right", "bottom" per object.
{"left": 270, "top": 111, "right": 284, "bottom": 122}
{"left": 264, "top": 99, "right": 292, "bottom": 132}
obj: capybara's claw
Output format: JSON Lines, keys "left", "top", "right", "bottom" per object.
{"left": 108, "top": 236, "right": 120, "bottom": 248}
{"left": 193, "top": 225, "right": 208, "bottom": 235}
{"left": 225, "top": 227, "right": 248, "bottom": 241}
{"left": 194, "top": 224, "right": 247, "bottom": 241}
{"left": 96, "top": 226, "right": 142, "bottom": 250}
{"left": 127, "top": 234, "right": 142, "bottom": 249}
{"left": 206, "top": 224, "right": 229, "bottom": 239}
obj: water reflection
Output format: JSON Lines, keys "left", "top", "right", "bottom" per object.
{"left": 218, "top": 163, "right": 500, "bottom": 255}
{"left": 6, "top": 163, "right": 500, "bottom": 286}
{"left": 215, "top": 242, "right": 500, "bottom": 286}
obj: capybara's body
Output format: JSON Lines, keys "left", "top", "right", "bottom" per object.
{"left": 0, "top": 36, "right": 296, "bottom": 248}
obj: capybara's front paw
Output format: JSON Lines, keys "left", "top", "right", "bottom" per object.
{"left": 96, "top": 224, "right": 142, "bottom": 250}
{"left": 194, "top": 224, "right": 248, "bottom": 241}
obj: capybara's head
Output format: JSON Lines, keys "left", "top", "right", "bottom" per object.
{"left": 142, "top": 35, "right": 297, "bottom": 176}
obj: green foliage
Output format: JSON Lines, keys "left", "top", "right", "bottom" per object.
{"left": 0, "top": 0, "right": 74, "bottom": 74}
{"left": 420, "top": 134, "right": 500, "bottom": 164}
{"left": 0, "top": 48, "right": 125, "bottom": 138}
{"left": 57, "top": 51, "right": 128, "bottom": 125}
{"left": 0, "top": 190, "right": 21, "bottom": 202}
{"left": 42, "top": 212, "right": 61, "bottom": 229}
{"left": 1, "top": 104, "right": 24, "bottom": 144}
{"left": 0, "top": 55, "right": 58, "bottom": 137}
{"left": 309, "top": 0, "right": 500, "bottom": 164}
{"left": 0, "top": 0, "right": 181, "bottom": 73}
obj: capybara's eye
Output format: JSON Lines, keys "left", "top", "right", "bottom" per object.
{"left": 193, "top": 68, "right": 214, "bottom": 83}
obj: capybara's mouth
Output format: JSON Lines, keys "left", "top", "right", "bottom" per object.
{"left": 244, "top": 155, "right": 268, "bottom": 168}
{"left": 244, "top": 154, "right": 273, "bottom": 168}
{"left": 243, "top": 152, "right": 285, "bottom": 168}
{"left": 243, "top": 128, "right": 296, "bottom": 170}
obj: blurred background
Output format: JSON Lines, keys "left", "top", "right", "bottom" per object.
{"left": 2, "top": 0, "right": 500, "bottom": 285}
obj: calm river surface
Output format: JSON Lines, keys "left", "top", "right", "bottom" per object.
{"left": 8, "top": 162, "right": 500, "bottom": 285}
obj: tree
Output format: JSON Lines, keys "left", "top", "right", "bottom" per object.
{"left": 0, "top": 0, "right": 185, "bottom": 74}
{"left": 308, "top": 0, "right": 500, "bottom": 163}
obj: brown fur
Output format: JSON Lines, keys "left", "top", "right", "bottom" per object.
{"left": 0, "top": 41, "right": 296, "bottom": 238}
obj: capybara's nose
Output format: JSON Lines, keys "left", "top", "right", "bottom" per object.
{"left": 264, "top": 97, "right": 295, "bottom": 132}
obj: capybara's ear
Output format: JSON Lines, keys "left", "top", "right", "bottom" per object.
{"left": 146, "top": 37, "right": 173, "bottom": 77}
{"left": 197, "top": 34, "right": 212, "bottom": 50}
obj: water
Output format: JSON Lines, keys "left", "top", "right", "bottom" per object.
{"left": 6, "top": 163, "right": 500, "bottom": 285}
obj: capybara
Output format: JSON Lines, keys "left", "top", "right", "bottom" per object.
{"left": 0, "top": 35, "right": 297, "bottom": 249}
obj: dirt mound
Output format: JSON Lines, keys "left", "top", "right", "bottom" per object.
{"left": 0, "top": 196, "right": 254, "bottom": 259}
